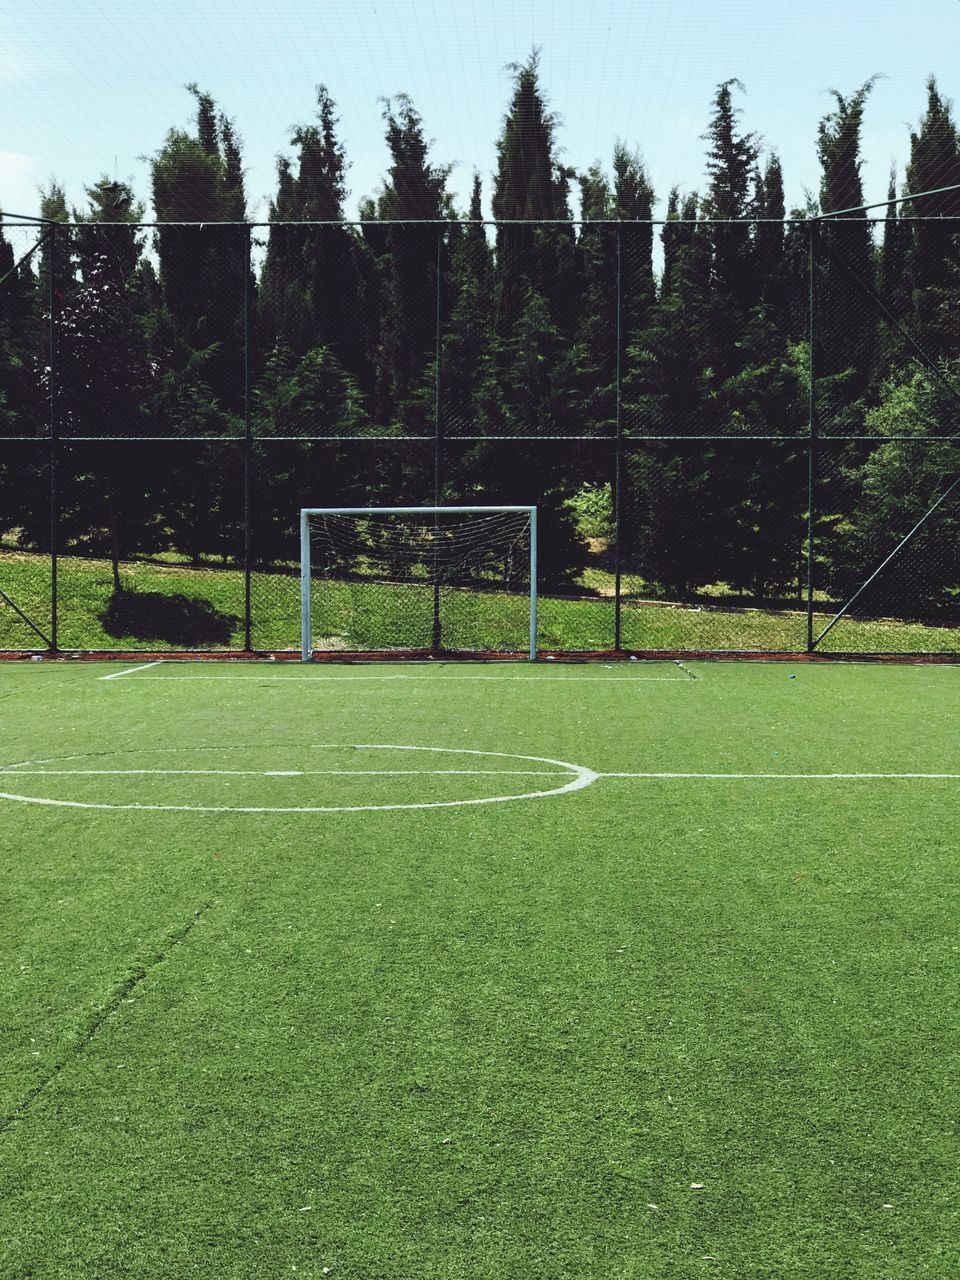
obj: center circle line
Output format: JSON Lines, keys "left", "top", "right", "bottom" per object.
{"left": 0, "top": 745, "right": 597, "bottom": 814}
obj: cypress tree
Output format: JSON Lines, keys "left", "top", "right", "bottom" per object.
{"left": 37, "top": 185, "right": 74, "bottom": 308}
{"left": 463, "top": 171, "right": 490, "bottom": 290}
{"left": 492, "top": 51, "right": 577, "bottom": 336}
{"left": 702, "top": 80, "right": 760, "bottom": 377}
{"left": 621, "top": 195, "right": 725, "bottom": 597}
{"left": 818, "top": 80, "right": 876, "bottom": 214}
{"left": 150, "top": 86, "right": 248, "bottom": 412}
{"left": 74, "top": 178, "right": 145, "bottom": 286}
{"left": 614, "top": 143, "right": 656, "bottom": 337}
{"left": 571, "top": 145, "right": 655, "bottom": 439}
{"left": 187, "top": 84, "right": 220, "bottom": 158}
{"left": 880, "top": 167, "right": 903, "bottom": 298}
{"left": 218, "top": 115, "right": 247, "bottom": 221}
{"left": 465, "top": 54, "right": 585, "bottom": 574}
{"left": 755, "top": 155, "right": 788, "bottom": 316}
{"left": 0, "top": 216, "right": 40, "bottom": 439}
{"left": 148, "top": 89, "right": 247, "bottom": 581}
{"left": 259, "top": 86, "right": 364, "bottom": 379}
{"left": 879, "top": 166, "right": 908, "bottom": 359}
{"left": 493, "top": 50, "right": 567, "bottom": 221}
{"left": 905, "top": 78, "right": 960, "bottom": 218}
{"left": 364, "top": 94, "right": 450, "bottom": 431}
{"left": 34, "top": 185, "right": 76, "bottom": 453}
{"left": 439, "top": 173, "right": 497, "bottom": 441}
{"left": 816, "top": 78, "right": 879, "bottom": 390}
{"left": 660, "top": 189, "right": 683, "bottom": 298}
{"left": 259, "top": 157, "right": 299, "bottom": 349}
{"left": 574, "top": 161, "right": 617, "bottom": 434}
{"left": 50, "top": 177, "right": 159, "bottom": 590}
{"left": 904, "top": 78, "right": 960, "bottom": 356}
{"left": 0, "top": 215, "right": 47, "bottom": 564}
{"left": 0, "top": 223, "right": 17, "bottom": 435}
{"left": 703, "top": 81, "right": 760, "bottom": 303}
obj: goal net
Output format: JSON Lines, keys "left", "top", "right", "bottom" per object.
{"left": 300, "top": 506, "right": 537, "bottom": 659}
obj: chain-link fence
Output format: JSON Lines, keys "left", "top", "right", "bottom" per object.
{"left": 2, "top": 213, "right": 960, "bottom": 656}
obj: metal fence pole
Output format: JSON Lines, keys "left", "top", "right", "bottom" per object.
{"left": 529, "top": 505, "right": 538, "bottom": 661}
{"left": 48, "top": 223, "right": 58, "bottom": 651}
{"left": 613, "top": 223, "right": 624, "bottom": 652}
{"left": 805, "top": 220, "right": 818, "bottom": 653}
{"left": 242, "top": 224, "right": 253, "bottom": 651}
{"left": 431, "top": 224, "right": 443, "bottom": 649}
{"left": 433, "top": 224, "right": 443, "bottom": 506}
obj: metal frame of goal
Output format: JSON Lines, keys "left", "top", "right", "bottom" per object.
{"left": 300, "top": 506, "right": 538, "bottom": 661}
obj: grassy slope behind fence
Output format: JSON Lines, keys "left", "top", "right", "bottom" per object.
{"left": 1, "top": 550, "right": 959, "bottom": 653}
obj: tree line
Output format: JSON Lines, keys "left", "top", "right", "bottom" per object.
{"left": 2, "top": 54, "right": 960, "bottom": 616}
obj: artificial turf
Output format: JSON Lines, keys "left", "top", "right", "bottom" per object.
{"left": 0, "top": 659, "right": 957, "bottom": 1278}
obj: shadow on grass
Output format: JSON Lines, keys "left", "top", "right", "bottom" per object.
{"left": 101, "top": 590, "right": 239, "bottom": 646}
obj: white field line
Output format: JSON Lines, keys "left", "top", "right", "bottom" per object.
{"left": 1, "top": 735, "right": 956, "bottom": 817}
{"left": 6, "top": 767, "right": 953, "bottom": 781}
{"left": 0, "top": 768, "right": 569, "bottom": 778}
{"left": 0, "top": 744, "right": 598, "bottom": 813}
{"left": 98, "top": 661, "right": 164, "bottom": 681}
{"left": 599, "top": 771, "right": 960, "bottom": 780}
{"left": 116, "top": 673, "right": 690, "bottom": 683}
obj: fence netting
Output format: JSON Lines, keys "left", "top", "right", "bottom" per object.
{"left": 619, "top": 440, "right": 809, "bottom": 652}
{"left": 1, "top": 215, "right": 959, "bottom": 655}
{"left": 0, "top": 444, "right": 50, "bottom": 648}
{"left": 55, "top": 441, "right": 246, "bottom": 649}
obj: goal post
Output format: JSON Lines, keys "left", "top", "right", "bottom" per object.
{"left": 300, "top": 506, "right": 538, "bottom": 661}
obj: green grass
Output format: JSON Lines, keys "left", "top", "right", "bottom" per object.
{"left": 2, "top": 549, "right": 960, "bottom": 653}
{"left": 0, "top": 659, "right": 957, "bottom": 1278}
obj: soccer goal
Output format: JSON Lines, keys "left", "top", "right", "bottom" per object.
{"left": 300, "top": 506, "right": 538, "bottom": 660}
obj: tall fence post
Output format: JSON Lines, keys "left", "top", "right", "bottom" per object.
{"left": 431, "top": 223, "right": 443, "bottom": 649}
{"left": 613, "top": 223, "right": 624, "bottom": 652}
{"left": 805, "top": 219, "right": 818, "bottom": 653}
{"left": 242, "top": 223, "right": 253, "bottom": 652}
{"left": 48, "top": 222, "right": 58, "bottom": 651}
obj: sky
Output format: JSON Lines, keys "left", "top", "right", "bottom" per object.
{"left": 2, "top": 0, "right": 960, "bottom": 225}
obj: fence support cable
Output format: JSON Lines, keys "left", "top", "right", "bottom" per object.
{"left": 0, "top": 232, "right": 48, "bottom": 292}
{"left": 0, "top": 586, "right": 52, "bottom": 647}
{"left": 821, "top": 234, "right": 960, "bottom": 410}
{"left": 814, "top": 471, "right": 960, "bottom": 647}
{"left": 810, "top": 231, "right": 960, "bottom": 649}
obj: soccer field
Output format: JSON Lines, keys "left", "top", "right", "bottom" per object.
{"left": 1, "top": 658, "right": 957, "bottom": 1278}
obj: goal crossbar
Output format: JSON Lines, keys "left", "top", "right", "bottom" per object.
{"left": 300, "top": 506, "right": 538, "bottom": 661}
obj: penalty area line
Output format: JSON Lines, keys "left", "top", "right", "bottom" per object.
{"left": 123, "top": 673, "right": 691, "bottom": 683}
{"left": 98, "top": 661, "right": 165, "bottom": 681}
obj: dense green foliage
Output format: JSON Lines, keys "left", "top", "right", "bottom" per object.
{"left": 3, "top": 61, "right": 960, "bottom": 629}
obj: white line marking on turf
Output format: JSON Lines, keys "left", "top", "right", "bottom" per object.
{"left": 0, "top": 768, "right": 569, "bottom": 778}
{"left": 0, "top": 745, "right": 597, "bottom": 813}
{"left": 599, "top": 771, "right": 960, "bottom": 780}
{"left": 98, "top": 661, "right": 164, "bottom": 681}
{"left": 5, "top": 738, "right": 955, "bottom": 817}
{"left": 118, "top": 673, "right": 690, "bottom": 683}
